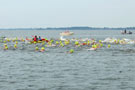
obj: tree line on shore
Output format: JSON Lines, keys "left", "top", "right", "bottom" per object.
{"left": 0, "top": 27, "right": 135, "bottom": 30}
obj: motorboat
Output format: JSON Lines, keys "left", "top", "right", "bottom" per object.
{"left": 60, "top": 31, "right": 74, "bottom": 36}
{"left": 121, "top": 30, "right": 132, "bottom": 34}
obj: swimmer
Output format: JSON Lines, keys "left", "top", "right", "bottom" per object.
{"left": 16, "top": 41, "right": 18, "bottom": 44}
{"left": 88, "top": 45, "right": 97, "bottom": 51}
{"left": 38, "top": 36, "right": 42, "bottom": 41}
{"left": 14, "top": 44, "right": 17, "bottom": 48}
{"left": 4, "top": 44, "right": 8, "bottom": 50}
{"left": 35, "top": 47, "right": 39, "bottom": 51}
{"left": 108, "top": 44, "right": 111, "bottom": 48}
{"left": 40, "top": 47, "right": 45, "bottom": 52}
{"left": 67, "top": 49, "right": 74, "bottom": 54}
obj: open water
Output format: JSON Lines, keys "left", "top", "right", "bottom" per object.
{"left": 0, "top": 30, "right": 135, "bottom": 90}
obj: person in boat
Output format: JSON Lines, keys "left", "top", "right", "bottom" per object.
{"left": 128, "top": 31, "right": 132, "bottom": 34}
{"left": 124, "top": 29, "right": 127, "bottom": 34}
{"left": 39, "top": 36, "right": 42, "bottom": 41}
{"left": 33, "top": 35, "right": 38, "bottom": 42}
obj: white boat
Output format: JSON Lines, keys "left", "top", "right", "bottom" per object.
{"left": 60, "top": 31, "right": 74, "bottom": 36}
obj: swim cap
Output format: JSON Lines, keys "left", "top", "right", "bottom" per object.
{"left": 75, "top": 41, "right": 79, "bottom": 45}
{"left": 100, "top": 43, "right": 103, "bottom": 47}
{"left": 4, "top": 46, "right": 8, "bottom": 50}
{"left": 35, "top": 47, "right": 39, "bottom": 50}
{"left": 41, "top": 47, "right": 45, "bottom": 50}
{"left": 14, "top": 44, "right": 17, "bottom": 48}
{"left": 70, "top": 49, "right": 74, "bottom": 53}
{"left": 99, "top": 40, "right": 102, "bottom": 43}
{"left": 34, "top": 41, "right": 37, "bottom": 44}
{"left": 108, "top": 44, "right": 111, "bottom": 48}
{"left": 92, "top": 45, "right": 94, "bottom": 48}
{"left": 16, "top": 41, "right": 18, "bottom": 44}
{"left": 56, "top": 41, "right": 59, "bottom": 45}
{"left": 4, "top": 41, "right": 6, "bottom": 43}
{"left": 60, "top": 43, "right": 64, "bottom": 47}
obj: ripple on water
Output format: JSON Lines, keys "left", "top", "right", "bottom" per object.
{"left": 0, "top": 30, "right": 135, "bottom": 90}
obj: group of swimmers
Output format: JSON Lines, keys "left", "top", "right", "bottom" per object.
{"left": 2, "top": 35, "right": 135, "bottom": 53}
{"left": 1, "top": 36, "right": 114, "bottom": 53}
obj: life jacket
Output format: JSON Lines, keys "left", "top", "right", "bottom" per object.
{"left": 34, "top": 37, "right": 37, "bottom": 41}
{"left": 39, "top": 37, "right": 42, "bottom": 41}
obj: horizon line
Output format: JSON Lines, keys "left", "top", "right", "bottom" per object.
{"left": 0, "top": 26, "right": 135, "bottom": 29}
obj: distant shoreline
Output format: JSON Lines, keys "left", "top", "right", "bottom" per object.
{"left": 0, "top": 27, "right": 135, "bottom": 30}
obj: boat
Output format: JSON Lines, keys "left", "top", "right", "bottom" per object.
{"left": 60, "top": 31, "right": 74, "bottom": 36}
{"left": 121, "top": 30, "right": 132, "bottom": 34}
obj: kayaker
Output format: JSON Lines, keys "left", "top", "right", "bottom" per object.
{"left": 124, "top": 29, "right": 127, "bottom": 34}
{"left": 39, "top": 36, "right": 42, "bottom": 41}
{"left": 34, "top": 35, "right": 38, "bottom": 42}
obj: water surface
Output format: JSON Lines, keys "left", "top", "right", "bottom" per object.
{"left": 0, "top": 30, "right": 135, "bottom": 90}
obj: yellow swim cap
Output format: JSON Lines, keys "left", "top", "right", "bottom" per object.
{"left": 56, "top": 41, "right": 59, "bottom": 45}
{"left": 108, "top": 44, "right": 111, "bottom": 48}
{"left": 94, "top": 45, "right": 97, "bottom": 48}
{"left": 35, "top": 47, "right": 39, "bottom": 50}
{"left": 7, "top": 39, "right": 10, "bottom": 42}
{"left": 14, "top": 44, "right": 17, "bottom": 48}
{"left": 100, "top": 43, "right": 103, "bottom": 47}
{"left": 60, "top": 43, "right": 64, "bottom": 47}
{"left": 34, "top": 41, "right": 37, "bottom": 44}
{"left": 41, "top": 47, "right": 45, "bottom": 50}
{"left": 99, "top": 40, "right": 102, "bottom": 43}
{"left": 13, "top": 40, "right": 15, "bottom": 42}
{"left": 75, "top": 41, "right": 79, "bottom": 45}
{"left": 50, "top": 40, "right": 54, "bottom": 43}
{"left": 16, "top": 41, "right": 18, "bottom": 44}
{"left": 92, "top": 45, "right": 94, "bottom": 48}
{"left": 70, "top": 49, "right": 74, "bottom": 53}
{"left": 4, "top": 41, "right": 6, "bottom": 43}
{"left": 4, "top": 46, "right": 8, "bottom": 50}
{"left": 87, "top": 41, "right": 90, "bottom": 45}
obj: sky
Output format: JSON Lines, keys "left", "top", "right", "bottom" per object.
{"left": 0, "top": 0, "right": 135, "bottom": 28}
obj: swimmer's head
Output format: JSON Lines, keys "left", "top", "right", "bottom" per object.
{"left": 69, "top": 49, "right": 74, "bottom": 53}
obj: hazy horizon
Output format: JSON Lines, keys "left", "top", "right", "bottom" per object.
{"left": 0, "top": 0, "right": 135, "bottom": 28}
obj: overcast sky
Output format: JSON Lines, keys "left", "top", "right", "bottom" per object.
{"left": 0, "top": 0, "right": 135, "bottom": 28}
